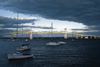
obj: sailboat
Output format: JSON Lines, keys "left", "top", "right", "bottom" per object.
{"left": 58, "top": 31, "right": 66, "bottom": 44}
{"left": 7, "top": 13, "right": 33, "bottom": 60}
{"left": 17, "top": 46, "right": 30, "bottom": 51}
{"left": 12, "top": 39, "right": 15, "bottom": 41}
{"left": 25, "top": 39, "right": 28, "bottom": 42}
{"left": 46, "top": 23, "right": 59, "bottom": 46}
{"left": 8, "top": 52, "right": 33, "bottom": 60}
{"left": 16, "top": 21, "right": 30, "bottom": 51}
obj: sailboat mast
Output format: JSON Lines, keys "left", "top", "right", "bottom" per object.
{"left": 72, "top": 29, "right": 73, "bottom": 38}
{"left": 22, "top": 21, "right": 23, "bottom": 44}
{"left": 61, "top": 31, "right": 62, "bottom": 40}
{"left": 51, "top": 23, "right": 53, "bottom": 39}
{"left": 16, "top": 12, "right": 18, "bottom": 47}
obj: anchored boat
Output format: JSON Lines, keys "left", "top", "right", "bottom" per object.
{"left": 7, "top": 13, "right": 33, "bottom": 60}
{"left": 8, "top": 52, "right": 33, "bottom": 60}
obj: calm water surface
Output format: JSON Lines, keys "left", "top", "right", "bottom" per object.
{"left": 0, "top": 38, "right": 100, "bottom": 67}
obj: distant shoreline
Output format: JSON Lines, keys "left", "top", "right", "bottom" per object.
{"left": 0, "top": 37, "right": 99, "bottom": 39}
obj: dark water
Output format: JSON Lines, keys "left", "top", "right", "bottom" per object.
{"left": 0, "top": 38, "right": 100, "bottom": 67}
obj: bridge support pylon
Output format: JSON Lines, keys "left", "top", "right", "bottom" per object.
{"left": 30, "top": 26, "right": 32, "bottom": 39}
{"left": 64, "top": 28, "right": 67, "bottom": 39}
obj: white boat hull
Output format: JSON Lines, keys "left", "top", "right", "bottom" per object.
{"left": 17, "top": 46, "right": 30, "bottom": 51}
{"left": 12, "top": 39, "right": 15, "bottom": 41}
{"left": 25, "top": 39, "right": 28, "bottom": 42}
{"left": 8, "top": 54, "right": 33, "bottom": 60}
{"left": 72, "top": 39, "right": 74, "bottom": 41}
{"left": 58, "top": 41, "right": 66, "bottom": 44}
{"left": 46, "top": 42, "right": 59, "bottom": 46}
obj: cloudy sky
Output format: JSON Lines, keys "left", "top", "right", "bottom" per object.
{"left": 0, "top": 0, "right": 100, "bottom": 37}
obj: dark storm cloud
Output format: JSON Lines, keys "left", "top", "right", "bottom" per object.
{"left": 88, "top": 25, "right": 100, "bottom": 30}
{"left": 0, "top": 0, "right": 100, "bottom": 36}
{"left": 0, "top": 16, "right": 36, "bottom": 33}
{"left": 72, "top": 28, "right": 100, "bottom": 36}
{"left": 21, "top": 25, "right": 55, "bottom": 29}
{"left": 0, "top": 16, "right": 35, "bottom": 28}
{"left": 72, "top": 29, "right": 88, "bottom": 31}
{"left": 78, "top": 31, "right": 100, "bottom": 37}
{"left": 0, "top": 16, "right": 55, "bottom": 33}
{"left": 0, "top": 0, "right": 100, "bottom": 26}
{"left": 72, "top": 29, "right": 98, "bottom": 32}
{"left": 0, "top": 29, "right": 15, "bottom": 34}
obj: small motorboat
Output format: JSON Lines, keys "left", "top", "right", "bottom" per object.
{"left": 17, "top": 46, "right": 30, "bottom": 51}
{"left": 12, "top": 39, "right": 15, "bottom": 41}
{"left": 58, "top": 41, "right": 66, "bottom": 44}
{"left": 8, "top": 13, "right": 33, "bottom": 60}
{"left": 72, "top": 39, "right": 74, "bottom": 41}
{"left": 25, "top": 39, "right": 28, "bottom": 42}
{"left": 46, "top": 42, "right": 59, "bottom": 46}
{"left": 8, "top": 52, "right": 33, "bottom": 60}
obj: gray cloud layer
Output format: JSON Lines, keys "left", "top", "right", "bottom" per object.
{"left": 0, "top": 16, "right": 54, "bottom": 34}
{"left": 0, "top": 16, "right": 35, "bottom": 33}
{"left": 0, "top": 0, "right": 100, "bottom": 36}
{"left": 0, "top": 0, "right": 100, "bottom": 25}
{"left": 0, "top": 16, "right": 35, "bottom": 27}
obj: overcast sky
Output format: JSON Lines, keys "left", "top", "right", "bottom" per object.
{"left": 0, "top": 0, "right": 100, "bottom": 37}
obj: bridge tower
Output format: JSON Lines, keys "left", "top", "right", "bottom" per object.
{"left": 94, "top": 36, "right": 96, "bottom": 39}
{"left": 76, "top": 34, "right": 78, "bottom": 39}
{"left": 90, "top": 36, "right": 92, "bottom": 39}
{"left": 1, "top": 34, "right": 2, "bottom": 39}
{"left": 81, "top": 35, "right": 83, "bottom": 39}
{"left": 85, "top": 36, "right": 88, "bottom": 39}
{"left": 64, "top": 28, "right": 67, "bottom": 39}
{"left": 11, "top": 33, "right": 13, "bottom": 39}
{"left": 30, "top": 26, "right": 32, "bottom": 39}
